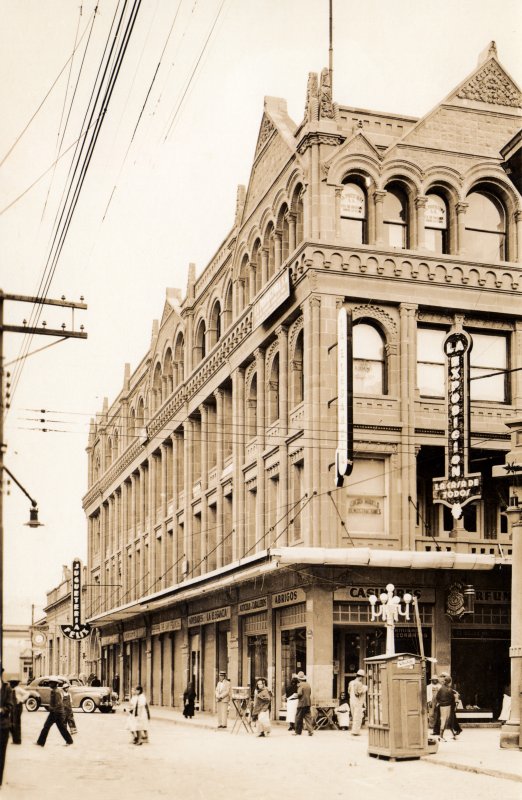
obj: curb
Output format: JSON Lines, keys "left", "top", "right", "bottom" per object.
{"left": 422, "top": 757, "right": 522, "bottom": 784}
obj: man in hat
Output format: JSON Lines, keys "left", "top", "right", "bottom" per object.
{"left": 348, "top": 669, "right": 367, "bottom": 735}
{"left": 36, "top": 679, "right": 73, "bottom": 746}
{"left": 427, "top": 674, "right": 441, "bottom": 729}
{"left": 8, "top": 676, "right": 31, "bottom": 744}
{"left": 0, "top": 669, "right": 14, "bottom": 786}
{"left": 294, "top": 671, "right": 314, "bottom": 736}
{"left": 215, "top": 670, "right": 231, "bottom": 729}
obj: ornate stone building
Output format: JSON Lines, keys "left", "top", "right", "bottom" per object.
{"left": 84, "top": 44, "right": 521, "bottom": 716}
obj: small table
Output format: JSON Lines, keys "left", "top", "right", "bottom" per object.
{"left": 314, "top": 702, "right": 339, "bottom": 730}
{"left": 231, "top": 693, "right": 254, "bottom": 734}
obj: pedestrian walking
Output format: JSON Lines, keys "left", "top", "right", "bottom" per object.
{"left": 90, "top": 675, "right": 102, "bottom": 687}
{"left": 294, "top": 671, "right": 314, "bottom": 736}
{"left": 427, "top": 674, "right": 441, "bottom": 730}
{"left": 112, "top": 674, "right": 120, "bottom": 699}
{"left": 0, "top": 669, "right": 14, "bottom": 787}
{"left": 215, "top": 670, "right": 231, "bottom": 729}
{"left": 36, "top": 679, "right": 73, "bottom": 747}
{"left": 433, "top": 675, "right": 461, "bottom": 741}
{"left": 61, "top": 683, "right": 77, "bottom": 735}
{"left": 129, "top": 686, "right": 150, "bottom": 745}
{"left": 348, "top": 669, "right": 367, "bottom": 735}
{"left": 252, "top": 678, "right": 272, "bottom": 738}
{"left": 8, "top": 677, "right": 31, "bottom": 744}
{"left": 183, "top": 681, "right": 196, "bottom": 719}
{"left": 335, "top": 691, "right": 350, "bottom": 730}
{"left": 285, "top": 674, "right": 299, "bottom": 732}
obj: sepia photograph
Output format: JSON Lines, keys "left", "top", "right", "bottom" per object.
{"left": 0, "top": 0, "right": 521, "bottom": 797}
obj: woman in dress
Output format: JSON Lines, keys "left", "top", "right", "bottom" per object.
{"left": 183, "top": 681, "right": 196, "bottom": 719}
{"left": 434, "top": 676, "right": 460, "bottom": 741}
{"left": 129, "top": 685, "right": 150, "bottom": 745}
{"left": 252, "top": 677, "right": 272, "bottom": 738}
{"left": 335, "top": 691, "right": 350, "bottom": 730}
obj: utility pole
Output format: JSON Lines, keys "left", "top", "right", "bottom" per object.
{"left": 0, "top": 290, "right": 87, "bottom": 672}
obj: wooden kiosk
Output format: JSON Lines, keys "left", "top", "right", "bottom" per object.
{"left": 365, "top": 652, "right": 437, "bottom": 760}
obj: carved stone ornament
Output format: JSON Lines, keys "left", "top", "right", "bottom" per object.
{"left": 445, "top": 582, "right": 467, "bottom": 620}
{"left": 456, "top": 62, "right": 522, "bottom": 108}
{"left": 319, "top": 67, "right": 335, "bottom": 119}
{"left": 304, "top": 72, "right": 319, "bottom": 121}
{"left": 255, "top": 115, "right": 276, "bottom": 158}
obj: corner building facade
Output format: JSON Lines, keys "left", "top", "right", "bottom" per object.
{"left": 84, "top": 46, "right": 522, "bottom": 717}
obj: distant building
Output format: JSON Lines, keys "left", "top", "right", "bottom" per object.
{"left": 84, "top": 44, "right": 521, "bottom": 715}
{"left": 2, "top": 625, "right": 32, "bottom": 682}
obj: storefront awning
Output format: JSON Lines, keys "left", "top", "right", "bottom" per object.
{"left": 268, "top": 547, "right": 501, "bottom": 570}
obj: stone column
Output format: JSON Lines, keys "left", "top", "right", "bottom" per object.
{"left": 287, "top": 212, "right": 296, "bottom": 254}
{"left": 183, "top": 420, "right": 193, "bottom": 578}
{"left": 334, "top": 186, "right": 342, "bottom": 239}
{"left": 199, "top": 405, "right": 209, "bottom": 572}
{"left": 255, "top": 348, "right": 266, "bottom": 551}
{"left": 456, "top": 202, "right": 469, "bottom": 256}
{"left": 374, "top": 190, "right": 386, "bottom": 245}
{"left": 261, "top": 247, "right": 269, "bottom": 286}
{"left": 249, "top": 262, "right": 257, "bottom": 303}
{"left": 515, "top": 210, "right": 522, "bottom": 264}
{"left": 400, "top": 303, "right": 418, "bottom": 549}
{"left": 277, "top": 326, "right": 289, "bottom": 547}
{"left": 310, "top": 296, "right": 321, "bottom": 546}
{"left": 160, "top": 443, "right": 169, "bottom": 590}
{"left": 100, "top": 502, "right": 108, "bottom": 612}
{"left": 305, "top": 584, "right": 333, "bottom": 701}
{"left": 214, "top": 389, "right": 224, "bottom": 567}
{"left": 232, "top": 368, "right": 245, "bottom": 558}
{"left": 274, "top": 230, "right": 282, "bottom": 271}
{"left": 415, "top": 196, "right": 427, "bottom": 250}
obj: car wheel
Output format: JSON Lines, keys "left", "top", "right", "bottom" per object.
{"left": 25, "top": 697, "right": 40, "bottom": 712}
{"left": 99, "top": 706, "right": 111, "bottom": 714}
{"left": 81, "top": 697, "right": 96, "bottom": 713}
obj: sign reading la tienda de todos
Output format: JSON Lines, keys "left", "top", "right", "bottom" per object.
{"left": 432, "top": 327, "right": 482, "bottom": 519}
{"left": 61, "top": 558, "right": 91, "bottom": 640}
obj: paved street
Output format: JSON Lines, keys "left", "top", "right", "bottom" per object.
{"left": 1, "top": 709, "right": 521, "bottom": 800}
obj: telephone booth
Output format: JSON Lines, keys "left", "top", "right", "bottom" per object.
{"left": 365, "top": 652, "right": 437, "bottom": 760}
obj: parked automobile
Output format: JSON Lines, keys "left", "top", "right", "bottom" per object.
{"left": 23, "top": 675, "right": 115, "bottom": 713}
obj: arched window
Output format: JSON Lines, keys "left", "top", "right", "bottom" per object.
{"left": 223, "top": 282, "right": 233, "bottom": 330}
{"left": 465, "top": 189, "right": 506, "bottom": 261}
{"left": 106, "top": 437, "right": 113, "bottom": 469}
{"left": 425, "top": 192, "right": 448, "bottom": 253}
{"left": 152, "top": 362, "right": 162, "bottom": 413}
{"left": 291, "top": 329, "right": 304, "bottom": 407}
{"left": 353, "top": 323, "right": 386, "bottom": 394}
{"left": 136, "top": 397, "right": 145, "bottom": 438}
{"left": 195, "top": 319, "right": 206, "bottom": 363}
{"left": 129, "top": 407, "right": 136, "bottom": 438}
{"left": 209, "top": 301, "right": 221, "bottom": 347}
{"left": 340, "top": 180, "right": 367, "bottom": 244}
{"left": 268, "top": 353, "right": 280, "bottom": 423}
{"left": 113, "top": 429, "right": 119, "bottom": 458}
{"left": 174, "top": 333, "right": 185, "bottom": 385}
{"left": 384, "top": 184, "right": 408, "bottom": 248}
{"left": 163, "top": 348, "right": 173, "bottom": 397}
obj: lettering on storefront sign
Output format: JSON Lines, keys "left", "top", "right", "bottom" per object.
{"left": 238, "top": 597, "right": 268, "bottom": 615}
{"left": 61, "top": 558, "right": 91, "bottom": 640}
{"left": 348, "top": 497, "right": 381, "bottom": 515}
{"left": 151, "top": 619, "right": 182, "bottom": 635}
{"left": 251, "top": 269, "right": 290, "bottom": 330}
{"left": 335, "top": 307, "right": 353, "bottom": 488}
{"left": 123, "top": 627, "right": 147, "bottom": 642}
{"left": 334, "top": 586, "right": 435, "bottom": 603}
{"left": 452, "top": 629, "right": 511, "bottom": 640}
{"left": 474, "top": 589, "right": 510, "bottom": 604}
{"left": 397, "top": 657, "right": 416, "bottom": 669}
{"left": 272, "top": 588, "right": 306, "bottom": 608}
{"left": 433, "top": 329, "right": 482, "bottom": 519}
{"left": 188, "top": 606, "right": 231, "bottom": 627}
{"left": 100, "top": 634, "right": 120, "bottom": 646}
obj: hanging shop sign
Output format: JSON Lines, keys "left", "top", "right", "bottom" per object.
{"left": 445, "top": 583, "right": 474, "bottom": 620}
{"left": 100, "top": 634, "right": 120, "bottom": 647}
{"left": 334, "top": 586, "right": 435, "bottom": 603}
{"left": 123, "top": 626, "right": 147, "bottom": 642}
{"left": 151, "top": 619, "right": 182, "bottom": 635}
{"left": 188, "top": 606, "right": 231, "bottom": 627}
{"left": 61, "top": 559, "right": 91, "bottom": 640}
{"left": 238, "top": 597, "right": 268, "bottom": 615}
{"left": 272, "top": 588, "right": 306, "bottom": 608}
{"left": 335, "top": 307, "right": 353, "bottom": 487}
{"left": 432, "top": 328, "right": 482, "bottom": 519}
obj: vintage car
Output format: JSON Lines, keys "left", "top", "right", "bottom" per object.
{"left": 23, "top": 675, "right": 115, "bottom": 713}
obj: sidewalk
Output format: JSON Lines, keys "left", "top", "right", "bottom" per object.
{"left": 147, "top": 706, "right": 522, "bottom": 782}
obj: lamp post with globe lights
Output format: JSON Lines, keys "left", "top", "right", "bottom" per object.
{"left": 368, "top": 584, "right": 413, "bottom": 655}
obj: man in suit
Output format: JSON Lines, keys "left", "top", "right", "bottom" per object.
{"left": 0, "top": 669, "right": 14, "bottom": 786}
{"left": 215, "top": 670, "right": 231, "bottom": 729}
{"left": 36, "top": 679, "right": 74, "bottom": 747}
{"left": 294, "top": 671, "right": 314, "bottom": 736}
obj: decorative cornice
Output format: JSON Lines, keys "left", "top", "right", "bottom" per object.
{"left": 296, "top": 131, "right": 345, "bottom": 155}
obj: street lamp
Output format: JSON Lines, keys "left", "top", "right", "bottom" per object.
{"left": 3, "top": 466, "right": 43, "bottom": 528}
{"left": 368, "top": 584, "right": 412, "bottom": 655}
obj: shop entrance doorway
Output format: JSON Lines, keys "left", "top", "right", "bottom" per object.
{"left": 246, "top": 634, "right": 268, "bottom": 690}
{"left": 190, "top": 633, "right": 201, "bottom": 709}
{"left": 451, "top": 635, "right": 509, "bottom": 718}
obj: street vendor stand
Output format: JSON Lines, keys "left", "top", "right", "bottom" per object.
{"left": 231, "top": 686, "right": 254, "bottom": 734}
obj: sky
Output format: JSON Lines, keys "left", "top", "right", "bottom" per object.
{"left": 1, "top": 0, "right": 521, "bottom": 625}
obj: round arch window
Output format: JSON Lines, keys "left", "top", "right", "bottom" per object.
{"left": 465, "top": 190, "right": 506, "bottom": 261}
{"left": 383, "top": 185, "right": 408, "bottom": 248}
{"left": 425, "top": 193, "right": 448, "bottom": 253}
{"left": 340, "top": 181, "right": 367, "bottom": 244}
{"left": 353, "top": 323, "right": 386, "bottom": 395}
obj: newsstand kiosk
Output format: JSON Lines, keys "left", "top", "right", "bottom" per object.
{"left": 364, "top": 652, "right": 438, "bottom": 760}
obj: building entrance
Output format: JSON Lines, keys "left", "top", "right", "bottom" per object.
{"left": 451, "top": 633, "right": 510, "bottom": 718}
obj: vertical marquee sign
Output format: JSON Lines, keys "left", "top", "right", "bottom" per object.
{"left": 432, "top": 327, "right": 482, "bottom": 519}
{"left": 335, "top": 307, "right": 353, "bottom": 487}
{"left": 61, "top": 559, "right": 91, "bottom": 640}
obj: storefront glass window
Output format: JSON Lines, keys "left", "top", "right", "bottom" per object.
{"left": 247, "top": 634, "right": 268, "bottom": 690}
{"left": 280, "top": 628, "right": 306, "bottom": 695}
